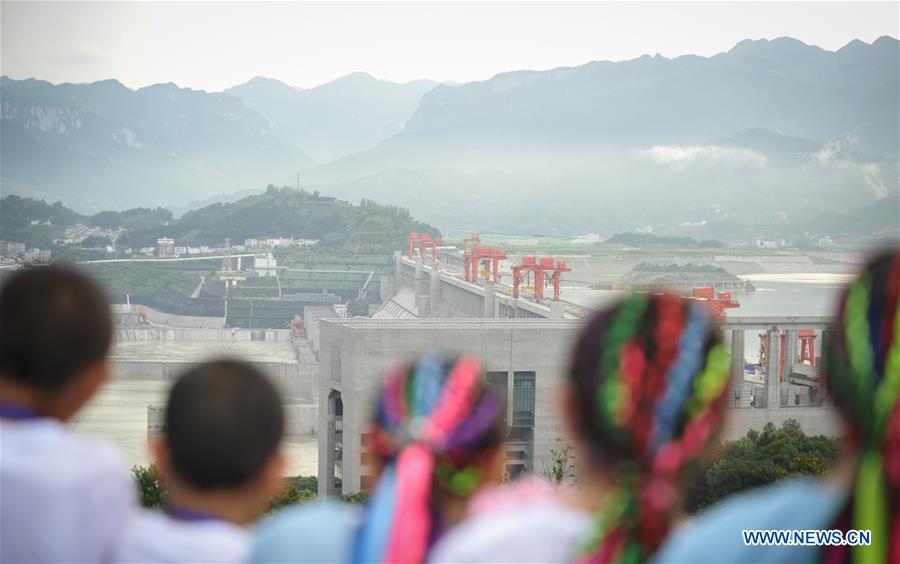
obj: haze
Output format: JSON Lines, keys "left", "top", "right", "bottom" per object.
{"left": 1, "top": 1, "right": 897, "bottom": 91}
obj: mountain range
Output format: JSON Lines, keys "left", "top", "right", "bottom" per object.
{"left": 226, "top": 73, "right": 437, "bottom": 163}
{"left": 303, "top": 36, "right": 899, "bottom": 239}
{"left": 2, "top": 36, "right": 898, "bottom": 240}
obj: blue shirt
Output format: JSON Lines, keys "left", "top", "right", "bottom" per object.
{"left": 249, "top": 501, "right": 360, "bottom": 563}
{"left": 655, "top": 479, "right": 846, "bottom": 564}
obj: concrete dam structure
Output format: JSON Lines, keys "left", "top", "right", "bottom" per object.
{"left": 112, "top": 315, "right": 320, "bottom": 436}
{"left": 112, "top": 254, "right": 843, "bottom": 498}
{"left": 379, "top": 253, "right": 593, "bottom": 320}
{"left": 317, "top": 314, "right": 842, "bottom": 498}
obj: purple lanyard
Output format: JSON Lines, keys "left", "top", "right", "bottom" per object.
{"left": 0, "top": 401, "right": 41, "bottom": 420}
{"left": 166, "top": 506, "right": 225, "bottom": 523}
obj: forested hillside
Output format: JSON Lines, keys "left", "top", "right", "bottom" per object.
{"left": 1, "top": 186, "right": 438, "bottom": 254}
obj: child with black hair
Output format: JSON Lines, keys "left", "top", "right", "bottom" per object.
{"left": 0, "top": 265, "right": 136, "bottom": 562}
{"left": 115, "top": 359, "right": 287, "bottom": 563}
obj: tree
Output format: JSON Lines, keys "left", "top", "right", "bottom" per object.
{"left": 81, "top": 235, "right": 113, "bottom": 248}
{"left": 684, "top": 420, "right": 840, "bottom": 513}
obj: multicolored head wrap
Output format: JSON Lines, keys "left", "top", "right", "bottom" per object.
{"left": 822, "top": 249, "right": 900, "bottom": 564}
{"left": 569, "top": 293, "right": 731, "bottom": 563}
{"left": 352, "top": 352, "right": 505, "bottom": 564}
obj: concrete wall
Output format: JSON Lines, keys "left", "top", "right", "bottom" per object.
{"left": 303, "top": 306, "right": 340, "bottom": 358}
{"left": 317, "top": 318, "right": 581, "bottom": 497}
{"left": 722, "top": 405, "right": 842, "bottom": 440}
{"left": 285, "top": 403, "right": 319, "bottom": 434}
{"left": 395, "top": 258, "right": 560, "bottom": 320}
{"left": 116, "top": 327, "right": 294, "bottom": 343}
{"left": 114, "top": 360, "right": 313, "bottom": 401}
{"left": 147, "top": 402, "right": 319, "bottom": 435}
{"left": 317, "top": 316, "right": 843, "bottom": 497}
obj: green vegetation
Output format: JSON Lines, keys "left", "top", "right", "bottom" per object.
{"left": 131, "top": 464, "right": 167, "bottom": 509}
{"left": 130, "top": 469, "right": 358, "bottom": 512}
{"left": 685, "top": 420, "right": 840, "bottom": 513}
{"left": 0, "top": 195, "right": 172, "bottom": 249}
{"left": 118, "top": 185, "right": 437, "bottom": 252}
{"left": 268, "top": 476, "right": 318, "bottom": 512}
{"left": 607, "top": 233, "right": 724, "bottom": 248}
{"left": 540, "top": 438, "right": 577, "bottom": 484}
{"left": 89, "top": 207, "right": 173, "bottom": 231}
{"left": 2, "top": 189, "right": 436, "bottom": 256}
{"left": 0, "top": 196, "right": 80, "bottom": 248}
{"left": 82, "top": 263, "right": 199, "bottom": 297}
{"left": 340, "top": 491, "right": 371, "bottom": 504}
{"left": 80, "top": 235, "right": 113, "bottom": 248}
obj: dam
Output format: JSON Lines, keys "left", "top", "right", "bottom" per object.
{"left": 106, "top": 254, "right": 842, "bottom": 498}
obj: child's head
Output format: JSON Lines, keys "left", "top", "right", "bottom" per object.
{"left": 822, "top": 249, "right": 899, "bottom": 563}
{"left": 157, "top": 359, "right": 286, "bottom": 522}
{"left": 354, "top": 352, "right": 506, "bottom": 563}
{"left": 566, "top": 293, "right": 730, "bottom": 562}
{"left": 0, "top": 265, "right": 113, "bottom": 420}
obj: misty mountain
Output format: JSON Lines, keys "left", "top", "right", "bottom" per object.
{"left": 1, "top": 77, "right": 310, "bottom": 212}
{"left": 2, "top": 36, "right": 897, "bottom": 241}
{"left": 302, "top": 36, "right": 898, "bottom": 239}
{"left": 226, "top": 73, "right": 437, "bottom": 163}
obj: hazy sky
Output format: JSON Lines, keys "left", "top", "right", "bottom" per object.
{"left": 2, "top": 1, "right": 897, "bottom": 91}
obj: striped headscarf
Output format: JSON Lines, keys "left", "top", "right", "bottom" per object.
{"left": 569, "top": 293, "right": 731, "bottom": 563}
{"left": 352, "top": 352, "right": 505, "bottom": 564}
{"left": 822, "top": 249, "right": 900, "bottom": 564}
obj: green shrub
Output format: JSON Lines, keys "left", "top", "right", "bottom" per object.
{"left": 131, "top": 464, "right": 167, "bottom": 508}
{"left": 684, "top": 419, "right": 839, "bottom": 513}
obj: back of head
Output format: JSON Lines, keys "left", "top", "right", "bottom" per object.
{"left": 823, "top": 249, "right": 899, "bottom": 563}
{"left": 165, "top": 360, "right": 284, "bottom": 490}
{"left": 568, "top": 293, "right": 730, "bottom": 562}
{"left": 0, "top": 264, "right": 112, "bottom": 392}
{"left": 353, "top": 352, "right": 505, "bottom": 564}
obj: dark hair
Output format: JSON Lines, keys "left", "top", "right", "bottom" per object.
{"left": 0, "top": 264, "right": 113, "bottom": 390}
{"left": 353, "top": 352, "right": 505, "bottom": 563}
{"left": 821, "top": 249, "right": 899, "bottom": 563}
{"left": 165, "top": 359, "right": 285, "bottom": 490}
{"left": 568, "top": 293, "right": 730, "bottom": 562}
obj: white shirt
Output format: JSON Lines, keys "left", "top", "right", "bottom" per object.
{"left": 0, "top": 417, "right": 136, "bottom": 563}
{"left": 429, "top": 499, "right": 593, "bottom": 563}
{"left": 115, "top": 509, "right": 250, "bottom": 563}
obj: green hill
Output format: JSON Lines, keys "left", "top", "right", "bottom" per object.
{"left": 2, "top": 187, "right": 438, "bottom": 254}
{"left": 116, "top": 185, "right": 437, "bottom": 252}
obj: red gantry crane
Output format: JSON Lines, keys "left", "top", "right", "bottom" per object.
{"left": 512, "top": 256, "right": 571, "bottom": 302}
{"left": 465, "top": 246, "right": 508, "bottom": 284}
{"left": 682, "top": 287, "right": 740, "bottom": 322}
{"left": 408, "top": 232, "right": 444, "bottom": 263}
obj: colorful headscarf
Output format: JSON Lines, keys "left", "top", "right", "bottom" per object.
{"left": 569, "top": 293, "right": 731, "bottom": 563}
{"left": 352, "top": 352, "right": 505, "bottom": 564}
{"left": 822, "top": 249, "right": 900, "bottom": 564}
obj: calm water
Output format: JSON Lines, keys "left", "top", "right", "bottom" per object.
{"left": 72, "top": 379, "right": 318, "bottom": 476}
